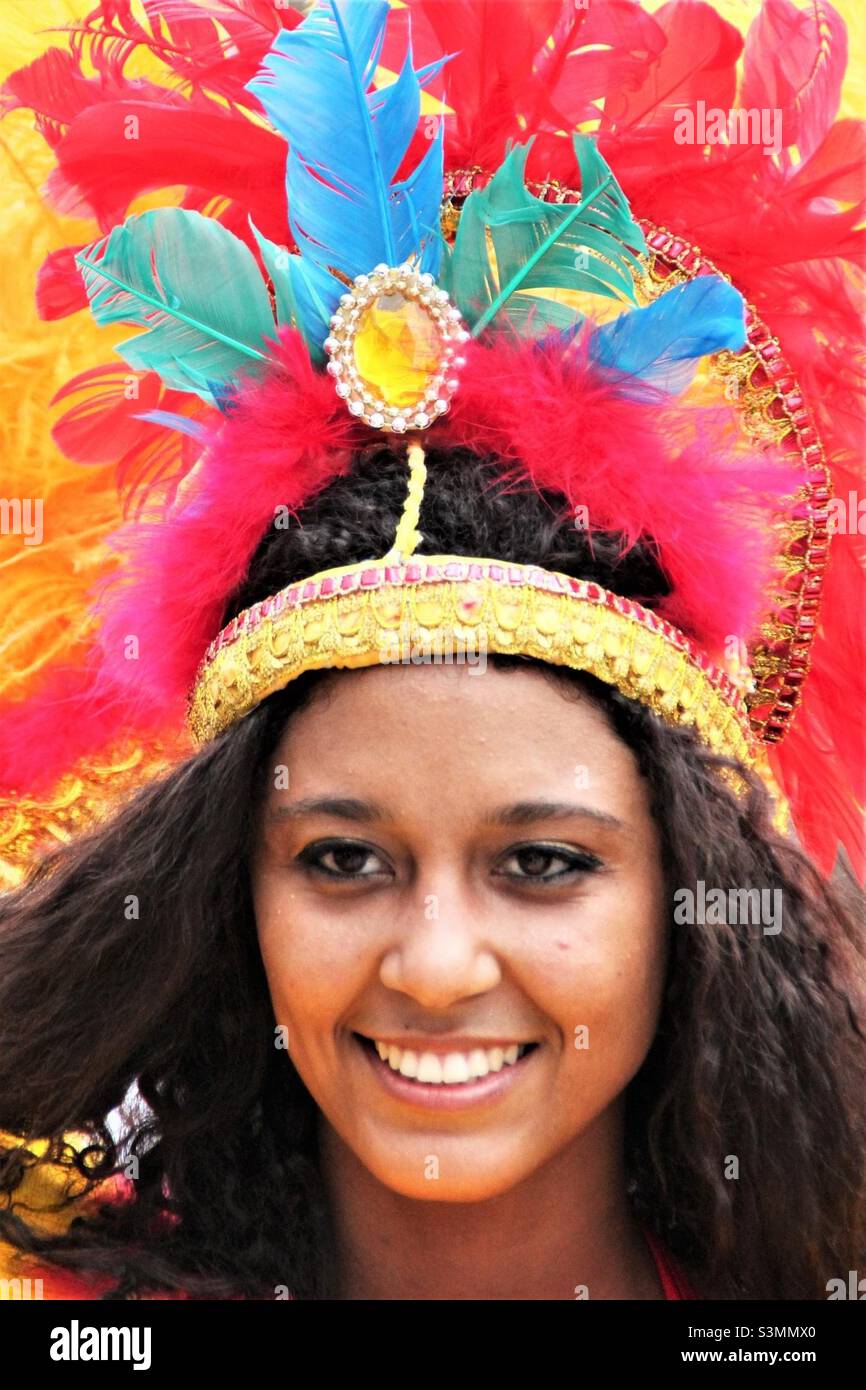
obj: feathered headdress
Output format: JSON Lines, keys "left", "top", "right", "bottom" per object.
{"left": 0, "top": 0, "right": 863, "bottom": 887}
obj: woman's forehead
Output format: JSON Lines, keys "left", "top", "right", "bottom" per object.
{"left": 264, "top": 663, "right": 649, "bottom": 827}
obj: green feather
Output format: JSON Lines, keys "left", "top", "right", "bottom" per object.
{"left": 76, "top": 209, "right": 278, "bottom": 403}
{"left": 488, "top": 295, "right": 585, "bottom": 341}
{"left": 446, "top": 134, "right": 648, "bottom": 337}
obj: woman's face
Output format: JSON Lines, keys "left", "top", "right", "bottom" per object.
{"left": 252, "top": 662, "right": 668, "bottom": 1202}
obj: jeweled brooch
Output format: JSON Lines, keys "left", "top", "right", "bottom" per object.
{"left": 324, "top": 261, "right": 469, "bottom": 431}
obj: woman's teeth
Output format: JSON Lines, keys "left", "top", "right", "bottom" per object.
{"left": 371, "top": 1039, "right": 532, "bottom": 1084}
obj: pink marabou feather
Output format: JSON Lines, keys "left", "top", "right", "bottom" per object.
{"left": 87, "top": 328, "right": 363, "bottom": 726}
{"left": 441, "top": 327, "right": 805, "bottom": 662}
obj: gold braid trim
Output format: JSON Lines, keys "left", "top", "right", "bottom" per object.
{"left": 385, "top": 443, "right": 426, "bottom": 560}
{"left": 189, "top": 561, "right": 755, "bottom": 765}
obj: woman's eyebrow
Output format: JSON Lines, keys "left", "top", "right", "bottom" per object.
{"left": 266, "top": 796, "right": 623, "bottom": 831}
{"left": 485, "top": 801, "right": 624, "bottom": 831}
{"left": 266, "top": 796, "right": 385, "bottom": 823}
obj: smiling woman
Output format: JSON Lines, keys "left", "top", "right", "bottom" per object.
{"left": 0, "top": 443, "right": 863, "bottom": 1301}
{"left": 252, "top": 657, "right": 670, "bottom": 1299}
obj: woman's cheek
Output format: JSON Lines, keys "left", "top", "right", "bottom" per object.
{"left": 254, "top": 878, "right": 371, "bottom": 1018}
{"left": 519, "top": 890, "right": 665, "bottom": 1069}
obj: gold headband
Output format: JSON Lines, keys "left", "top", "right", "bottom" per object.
{"left": 188, "top": 444, "right": 756, "bottom": 770}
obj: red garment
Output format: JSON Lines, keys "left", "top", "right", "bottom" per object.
{"left": 6, "top": 1224, "right": 696, "bottom": 1301}
{"left": 641, "top": 1224, "right": 698, "bottom": 1300}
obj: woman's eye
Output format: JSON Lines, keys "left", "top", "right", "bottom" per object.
{"left": 496, "top": 844, "right": 602, "bottom": 883}
{"left": 294, "top": 840, "right": 600, "bottom": 885}
{"left": 296, "top": 840, "right": 390, "bottom": 880}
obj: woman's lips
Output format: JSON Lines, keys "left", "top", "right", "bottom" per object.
{"left": 352, "top": 1031, "right": 541, "bottom": 1111}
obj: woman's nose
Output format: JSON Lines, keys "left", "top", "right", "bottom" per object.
{"left": 378, "top": 889, "right": 502, "bottom": 1006}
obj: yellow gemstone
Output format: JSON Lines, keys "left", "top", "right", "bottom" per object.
{"left": 207, "top": 672, "right": 224, "bottom": 708}
{"left": 694, "top": 700, "right": 711, "bottom": 731}
{"left": 655, "top": 654, "right": 681, "bottom": 692}
{"left": 631, "top": 638, "right": 657, "bottom": 676}
{"left": 677, "top": 673, "right": 699, "bottom": 710}
{"left": 413, "top": 593, "right": 445, "bottom": 627}
{"left": 371, "top": 591, "right": 405, "bottom": 627}
{"left": 353, "top": 292, "right": 443, "bottom": 407}
{"left": 269, "top": 623, "right": 294, "bottom": 659}
{"left": 335, "top": 599, "right": 363, "bottom": 637}
{"left": 571, "top": 613, "right": 595, "bottom": 645}
{"left": 455, "top": 582, "right": 485, "bottom": 625}
{"left": 246, "top": 640, "right": 266, "bottom": 672}
{"left": 533, "top": 597, "right": 561, "bottom": 636}
{"left": 491, "top": 591, "right": 522, "bottom": 630}
{"left": 220, "top": 654, "right": 242, "bottom": 690}
{"left": 302, "top": 615, "right": 324, "bottom": 646}
{"left": 602, "top": 623, "right": 625, "bottom": 659}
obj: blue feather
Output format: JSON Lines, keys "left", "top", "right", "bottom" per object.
{"left": 586, "top": 275, "right": 748, "bottom": 393}
{"left": 246, "top": 0, "right": 453, "bottom": 350}
{"left": 134, "top": 410, "right": 212, "bottom": 443}
{"left": 249, "top": 219, "right": 336, "bottom": 365}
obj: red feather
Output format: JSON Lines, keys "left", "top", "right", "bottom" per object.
{"left": 0, "top": 43, "right": 172, "bottom": 145}
{"left": 35, "top": 244, "right": 89, "bottom": 319}
{"left": 741, "top": 0, "right": 848, "bottom": 172}
{"left": 50, "top": 365, "right": 217, "bottom": 516}
{"left": 601, "top": 0, "right": 743, "bottom": 130}
{"left": 65, "top": 0, "right": 293, "bottom": 99}
{"left": 43, "top": 98, "right": 287, "bottom": 237}
{"left": 0, "top": 668, "right": 167, "bottom": 800}
{"left": 381, "top": 0, "right": 564, "bottom": 175}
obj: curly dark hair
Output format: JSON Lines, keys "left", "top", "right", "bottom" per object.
{"left": 0, "top": 442, "right": 864, "bottom": 1300}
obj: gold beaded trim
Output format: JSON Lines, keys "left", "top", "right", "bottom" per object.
{"left": 188, "top": 557, "right": 755, "bottom": 762}
{"left": 190, "top": 442, "right": 755, "bottom": 759}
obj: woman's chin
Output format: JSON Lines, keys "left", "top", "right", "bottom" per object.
{"left": 354, "top": 1141, "right": 539, "bottom": 1204}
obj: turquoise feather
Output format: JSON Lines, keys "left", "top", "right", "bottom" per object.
{"left": 76, "top": 209, "right": 277, "bottom": 404}
{"left": 76, "top": 2, "right": 454, "bottom": 396}
{"left": 445, "top": 134, "right": 647, "bottom": 335}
